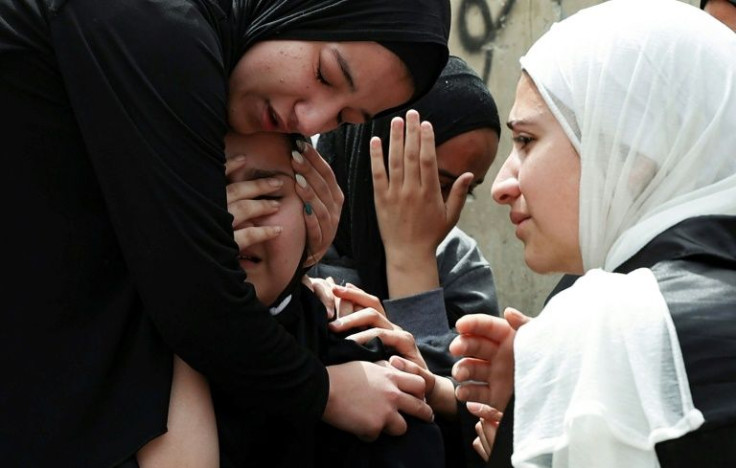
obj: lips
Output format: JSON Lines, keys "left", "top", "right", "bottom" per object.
{"left": 510, "top": 211, "right": 530, "bottom": 226}
{"left": 238, "top": 250, "right": 262, "bottom": 264}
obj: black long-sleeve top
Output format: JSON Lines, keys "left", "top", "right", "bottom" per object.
{"left": 1, "top": 1, "right": 328, "bottom": 465}
{"left": 1, "top": 0, "right": 452, "bottom": 464}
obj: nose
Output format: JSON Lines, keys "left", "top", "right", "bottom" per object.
{"left": 293, "top": 99, "right": 342, "bottom": 137}
{"left": 491, "top": 155, "right": 520, "bottom": 205}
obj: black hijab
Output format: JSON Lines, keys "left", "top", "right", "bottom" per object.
{"left": 700, "top": 0, "right": 736, "bottom": 7}
{"left": 316, "top": 56, "right": 501, "bottom": 300}
{"left": 225, "top": 0, "right": 451, "bottom": 107}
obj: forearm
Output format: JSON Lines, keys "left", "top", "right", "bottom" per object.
{"left": 138, "top": 356, "right": 219, "bottom": 468}
{"left": 385, "top": 249, "right": 440, "bottom": 298}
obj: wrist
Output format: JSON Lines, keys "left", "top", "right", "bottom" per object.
{"left": 386, "top": 254, "right": 439, "bottom": 298}
{"left": 428, "top": 376, "right": 458, "bottom": 419}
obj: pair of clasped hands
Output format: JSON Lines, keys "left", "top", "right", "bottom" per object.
{"left": 225, "top": 110, "right": 531, "bottom": 459}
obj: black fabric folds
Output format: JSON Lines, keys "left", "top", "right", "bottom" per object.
{"left": 316, "top": 56, "right": 500, "bottom": 300}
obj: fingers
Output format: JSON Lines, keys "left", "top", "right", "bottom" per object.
{"left": 387, "top": 116, "right": 405, "bottom": 186}
{"left": 332, "top": 285, "right": 384, "bottom": 316}
{"left": 226, "top": 177, "right": 283, "bottom": 205}
{"left": 504, "top": 307, "right": 532, "bottom": 330}
{"left": 472, "top": 436, "right": 490, "bottom": 462}
{"left": 233, "top": 225, "right": 281, "bottom": 252}
{"left": 467, "top": 402, "right": 502, "bottom": 461}
{"left": 418, "top": 119, "right": 439, "bottom": 193}
{"left": 291, "top": 142, "right": 342, "bottom": 266}
{"left": 229, "top": 198, "right": 280, "bottom": 229}
{"left": 380, "top": 410, "right": 409, "bottom": 438}
{"left": 454, "top": 380, "right": 491, "bottom": 405}
{"left": 349, "top": 328, "right": 425, "bottom": 369}
{"left": 306, "top": 276, "right": 337, "bottom": 319}
{"left": 449, "top": 332, "right": 501, "bottom": 361}
{"left": 369, "top": 138, "right": 389, "bottom": 209}
{"left": 297, "top": 140, "right": 344, "bottom": 211}
{"left": 390, "top": 355, "right": 434, "bottom": 392}
{"left": 329, "top": 308, "right": 395, "bottom": 333}
{"left": 453, "top": 314, "right": 514, "bottom": 344}
{"left": 335, "top": 298, "right": 355, "bottom": 319}
{"left": 403, "top": 110, "right": 421, "bottom": 189}
{"left": 393, "top": 385, "right": 434, "bottom": 424}
{"left": 452, "top": 357, "right": 493, "bottom": 384}
{"left": 224, "top": 154, "right": 248, "bottom": 178}
{"left": 293, "top": 171, "right": 328, "bottom": 259}
{"left": 466, "top": 401, "right": 503, "bottom": 423}
{"left": 225, "top": 176, "right": 283, "bottom": 228}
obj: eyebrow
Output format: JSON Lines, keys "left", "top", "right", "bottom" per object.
{"left": 331, "top": 49, "right": 372, "bottom": 122}
{"left": 245, "top": 168, "right": 294, "bottom": 181}
{"left": 506, "top": 118, "right": 535, "bottom": 131}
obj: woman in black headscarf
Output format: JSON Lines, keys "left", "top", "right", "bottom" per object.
{"left": 1, "top": 0, "right": 450, "bottom": 466}
{"left": 312, "top": 56, "right": 502, "bottom": 468}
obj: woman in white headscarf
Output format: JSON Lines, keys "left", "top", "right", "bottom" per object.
{"left": 447, "top": 0, "right": 736, "bottom": 466}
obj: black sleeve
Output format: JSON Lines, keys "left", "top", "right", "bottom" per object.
{"left": 487, "top": 394, "right": 514, "bottom": 468}
{"left": 47, "top": 0, "right": 327, "bottom": 419}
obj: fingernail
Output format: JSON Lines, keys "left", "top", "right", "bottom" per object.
{"left": 232, "top": 154, "right": 246, "bottom": 163}
{"left": 295, "top": 139, "right": 307, "bottom": 153}
{"left": 268, "top": 178, "right": 283, "bottom": 187}
{"left": 467, "top": 402, "right": 482, "bottom": 412}
{"left": 269, "top": 200, "right": 280, "bottom": 208}
{"left": 304, "top": 202, "right": 313, "bottom": 215}
{"left": 295, "top": 174, "right": 308, "bottom": 188}
{"left": 291, "top": 150, "right": 304, "bottom": 164}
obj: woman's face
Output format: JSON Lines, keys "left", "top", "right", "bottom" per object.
{"left": 229, "top": 40, "right": 414, "bottom": 137}
{"left": 491, "top": 73, "right": 583, "bottom": 274}
{"left": 436, "top": 127, "right": 499, "bottom": 201}
{"left": 224, "top": 132, "right": 307, "bottom": 306}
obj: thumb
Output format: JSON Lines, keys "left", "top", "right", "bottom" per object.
{"left": 445, "top": 172, "right": 473, "bottom": 225}
{"left": 504, "top": 307, "right": 531, "bottom": 330}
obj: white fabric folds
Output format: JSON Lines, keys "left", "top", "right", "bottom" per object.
{"left": 520, "top": 0, "right": 736, "bottom": 273}
{"left": 512, "top": 269, "right": 704, "bottom": 468}
{"left": 511, "top": 0, "right": 736, "bottom": 466}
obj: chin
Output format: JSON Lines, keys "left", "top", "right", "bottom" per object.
{"left": 524, "top": 254, "right": 559, "bottom": 275}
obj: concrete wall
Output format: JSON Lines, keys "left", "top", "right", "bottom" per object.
{"left": 449, "top": 0, "right": 698, "bottom": 316}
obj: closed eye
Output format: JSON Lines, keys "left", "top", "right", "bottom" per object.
{"left": 316, "top": 58, "right": 330, "bottom": 86}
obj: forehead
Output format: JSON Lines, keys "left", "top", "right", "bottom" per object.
{"left": 509, "top": 73, "right": 554, "bottom": 124}
{"left": 435, "top": 128, "right": 498, "bottom": 178}
{"left": 227, "top": 132, "right": 291, "bottom": 160}
{"left": 225, "top": 132, "right": 294, "bottom": 179}
{"left": 329, "top": 41, "right": 413, "bottom": 110}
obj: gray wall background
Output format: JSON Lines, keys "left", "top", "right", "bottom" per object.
{"left": 448, "top": 0, "right": 698, "bottom": 316}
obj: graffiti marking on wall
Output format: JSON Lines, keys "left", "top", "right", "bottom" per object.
{"left": 456, "top": 0, "right": 517, "bottom": 81}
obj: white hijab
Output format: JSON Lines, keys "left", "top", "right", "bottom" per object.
{"left": 512, "top": 0, "right": 736, "bottom": 466}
